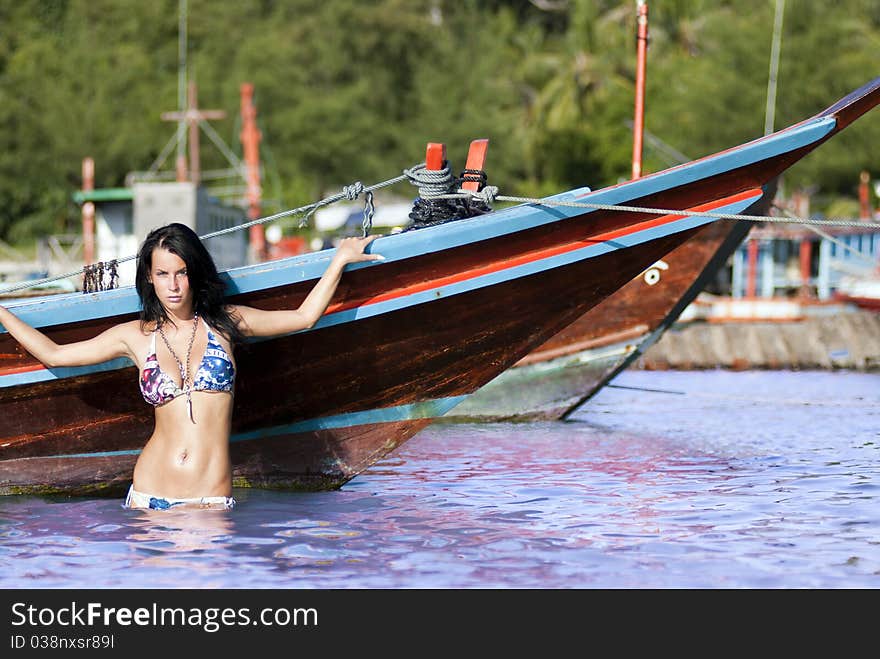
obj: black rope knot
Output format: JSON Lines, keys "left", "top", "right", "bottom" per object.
{"left": 405, "top": 164, "right": 495, "bottom": 231}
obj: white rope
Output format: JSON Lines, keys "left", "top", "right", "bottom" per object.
{"left": 772, "top": 207, "right": 878, "bottom": 267}
{"left": 5, "top": 171, "right": 877, "bottom": 296}
{"left": 403, "top": 163, "right": 455, "bottom": 198}
{"left": 0, "top": 170, "right": 415, "bottom": 295}
{"left": 436, "top": 190, "right": 880, "bottom": 229}
{"left": 606, "top": 384, "right": 880, "bottom": 407}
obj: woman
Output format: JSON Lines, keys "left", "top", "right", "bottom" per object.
{"left": 0, "top": 223, "right": 382, "bottom": 510}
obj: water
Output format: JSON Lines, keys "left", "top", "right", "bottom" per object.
{"left": 1, "top": 370, "right": 878, "bottom": 589}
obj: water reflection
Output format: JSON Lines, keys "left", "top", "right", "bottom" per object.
{"left": 0, "top": 371, "right": 877, "bottom": 588}
{"left": 125, "top": 508, "right": 235, "bottom": 557}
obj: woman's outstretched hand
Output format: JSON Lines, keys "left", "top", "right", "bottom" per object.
{"left": 333, "top": 235, "right": 384, "bottom": 265}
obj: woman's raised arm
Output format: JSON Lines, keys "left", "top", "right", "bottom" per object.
{"left": 0, "top": 305, "right": 132, "bottom": 368}
{"left": 233, "top": 235, "right": 383, "bottom": 338}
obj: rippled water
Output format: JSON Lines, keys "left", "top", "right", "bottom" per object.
{"left": 1, "top": 370, "right": 877, "bottom": 588}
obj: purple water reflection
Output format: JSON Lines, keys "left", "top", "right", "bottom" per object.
{"left": 1, "top": 370, "right": 877, "bottom": 588}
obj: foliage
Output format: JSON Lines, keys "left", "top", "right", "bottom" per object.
{"left": 0, "top": 0, "right": 877, "bottom": 243}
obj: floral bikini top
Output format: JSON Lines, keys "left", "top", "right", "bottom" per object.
{"left": 139, "top": 325, "right": 236, "bottom": 408}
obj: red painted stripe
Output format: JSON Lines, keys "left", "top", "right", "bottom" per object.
{"left": 325, "top": 189, "right": 762, "bottom": 314}
{"left": 0, "top": 363, "right": 46, "bottom": 376}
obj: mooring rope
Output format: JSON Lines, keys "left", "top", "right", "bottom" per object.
{"left": 771, "top": 206, "right": 878, "bottom": 267}
{"left": 605, "top": 383, "right": 880, "bottom": 407}
{"left": 0, "top": 170, "right": 415, "bottom": 295}
{"left": 3, "top": 168, "right": 878, "bottom": 296}
{"left": 433, "top": 189, "right": 880, "bottom": 230}
{"left": 404, "top": 163, "right": 456, "bottom": 198}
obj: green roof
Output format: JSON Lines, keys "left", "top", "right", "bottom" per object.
{"left": 72, "top": 188, "right": 133, "bottom": 204}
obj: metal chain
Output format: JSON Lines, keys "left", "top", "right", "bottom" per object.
{"left": 107, "top": 260, "right": 119, "bottom": 289}
{"left": 157, "top": 313, "right": 200, "bottom": 424}
{"left": 362, "top": 190, "right": 375, "bottom": 237}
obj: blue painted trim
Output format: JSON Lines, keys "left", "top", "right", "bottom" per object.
{"left": 0, "top": 357, "right": 134, "bottom": 387}
{"left": 1, "top": 286, "right": 140, "bottom": 327}
{"left": 29, "top": 396, "right": 468, "bottom": 460}
{"left": 229, "top": 395, "right": 467, "bottom": 443}
{"left": 0, "top": 116, "right": 835, "bottom": 332}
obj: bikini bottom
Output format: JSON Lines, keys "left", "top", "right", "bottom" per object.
{"left": 123, "top": 484, "right": 236, "bottom": 510}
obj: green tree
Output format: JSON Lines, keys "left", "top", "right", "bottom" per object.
{"left": 0, "top": 0, "right": 877, "bottom": 244}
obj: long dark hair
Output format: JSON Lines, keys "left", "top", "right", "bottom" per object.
{"left": 135, "top": 223, "right": 244, "bottom": 345}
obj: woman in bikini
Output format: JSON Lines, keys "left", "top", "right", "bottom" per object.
{"left": 0, "top": 223, "right": 381, "bottom": 510}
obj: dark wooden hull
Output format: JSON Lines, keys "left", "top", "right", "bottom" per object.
{"left": 1, "top": 75, "right": 878, "bottom": 494}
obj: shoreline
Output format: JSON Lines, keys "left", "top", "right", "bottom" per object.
{"left": 635, "top": 308, "right": 880, "bottom": 371}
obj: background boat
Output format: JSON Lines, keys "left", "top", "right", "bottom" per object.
{"left": 834, "top": 274, "right": 880, "bottom": 312}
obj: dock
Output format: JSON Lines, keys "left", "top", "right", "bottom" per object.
{"left": 638, "top": 302, "right": 880, "bottom": 370}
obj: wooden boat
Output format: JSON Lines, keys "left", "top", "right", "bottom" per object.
{"left": 442, "top": 213, "right": 760, "bottom": 422}
{"left": 1, "top": 76, "right": 878, "bottom": 496}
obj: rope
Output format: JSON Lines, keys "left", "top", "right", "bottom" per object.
{"left": 605, "top": 383, "right": 880, "bottom": 407}
{"left": 403, "top": 162, "right": 455, "bottom": 198}
{"left": 4, "top": 166, "right": 877, "bottom": 296}
{"left": 772, "top": 206, "right": 878, "bottom": 267}
{"left": 206, "top": 170, "right": 411, "bottom": 239}
{"left": 2, "top": 259, "right": 131, "bottom": 295}
{"left": 1, "top": 170, "right": 413, "bottom": 296}
{"left": 436, "top": 190, "right": 880, "bottom": 229}
{"left": 361, "top": 190, "right": 375, "bottom": 238}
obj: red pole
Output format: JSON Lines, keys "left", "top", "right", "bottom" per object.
{"left": 240, "top": 82, "right": 266, "bottom": 262}
{"left": 793, "top": 189, "right": 813, "bottom": 298}
{"left": 81, "top": 157, "right": 95, "bottom": 266}
{"left": 175, "top": 155, "right": 187, "bottom": 183}
{"left": 799, "top": 238, "right": 812, "bottom": 298}
{"left": 631, "top": 0, "right": 648, "bottom": 180}
{"left": 859, "top": 170, "right": 871, "bottom": 220}
{"left": 188, "top": 81, "right": 201, "bottom": 186}
{"left": 746, "top": 238, "right": 758, "bottom": 298}
{"left": 460, "top": 139, "right": 489, "bottom": 192}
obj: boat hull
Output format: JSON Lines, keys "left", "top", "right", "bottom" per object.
{"left": 444, "top": 333, "right": 640, "bottom": 422}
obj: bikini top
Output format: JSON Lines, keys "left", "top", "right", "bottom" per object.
{"left": 139, "top": 325, "right": 235, "bottom": 407}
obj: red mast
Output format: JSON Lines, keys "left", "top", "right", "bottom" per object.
{"left": 859, "top": 170, "right": 872, "bottom": 220}
{"left": 160, "top": 81, "right": 226, "bottom": 185}
{"left": 81, "top": 157, "right": 95, "bottom": 267}
{"left": 240, "top": 82, "right": 266, "bottom": 262}
{"left": 631, "top": 0, "right": 648, "bottom": 180}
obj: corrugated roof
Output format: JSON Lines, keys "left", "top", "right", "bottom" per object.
{"left": 72, "top": 188, "right": 133, "bottom": 204}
